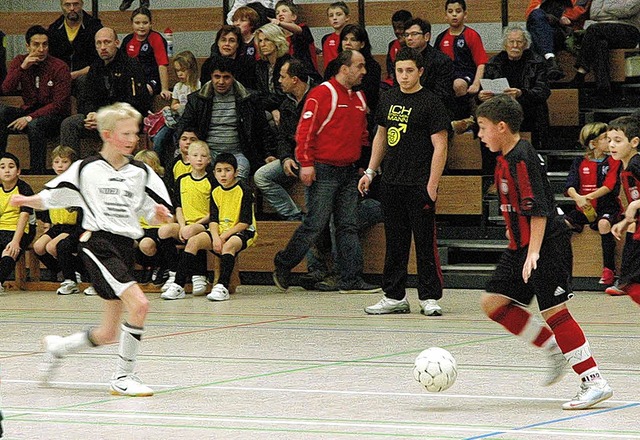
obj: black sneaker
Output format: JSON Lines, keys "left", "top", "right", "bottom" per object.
{"left": 546, "top": 57, "right": 565, "bottom": 82}
{"left": 315, "top": 277, "right": 338, "bottom": 292}
{"left": 273, "top": 266, "right": 290, "bottom": 291}
{"left": 119, "top": 0, "right": 134, "bottom": 11}
{"left": 152, "top": 268, "right": 168, "bottom": 286}
{"left": 298, "top": 271, "right": 326, "bottom": 290}
{"left": 339, "top": 279, "right": 382, "bottom": 294}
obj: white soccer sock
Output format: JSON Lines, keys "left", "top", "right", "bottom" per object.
{"left": 54, "top": 331, "right": 93, "bottom": 357}
{"left": 114, "top": 322, "right": 144, "bottom": 379}
{"left": 545, "top": 53, "right": 555, "bottom": 60}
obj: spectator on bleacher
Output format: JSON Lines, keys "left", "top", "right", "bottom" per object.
{"left": 0, "top": 153, "right": 35, "bottom": 294}
{"left": 59, "top": 27, "right": 150, "bottom": 155}
{"left": 360, "top": 47, "right": 449, "bottom": 317}
{"left": 34, "top": 146, "right": 87, "bottom": 295}
{"left": 0, "top": 26, "right": 71, "bottom": 175}
{"left": 0, "top": 30, "right": 6, "bottom": 85}
{"left": 167, "top": 130, "right": 198, "bottom": 185}
{"left": 47, "top": 0, "right": 103, "bottom": 95}
{"left": 571, "top": 0, "right": 640, "bottom": 94}
{"left": 321, "top": 2, "right": 351, "bottom": 70}
{"left": 255, "top": 23, "right": 292, "bottom": 113}
{"left": 175, "top": 56, "right": 276, "bottom": 180}
{"left": 564, "top": 122, "right": 623, "bottom": 289}
{"left": 201, "top": 25, "right": 257, "bottom": 90}
{"left": 324, "top": 24, "right": 382, "bottom": 144}
{"left": 525, "top": 0, "right": 590, "bottom": 81}
{"left": 383, "top": 9, "right": 412, "bottom": 89}
{"left": 227, "top": 0, "right": 276, "bottom": 27}
{"left": 253, "top": 59, "right": 313, "bottom": 221}
{"left": 402, "top": 18, "right": 456, "bottom": 120}
{"left": 232, "top": 6, "right": 261, "bottom": 59}
{"left": 479, "top": 25, "right": 550, "bottom": 150}
{"left": 272, "top": 0, "right": 321, "bottom": 81}
{"left": 435, "top": 0, "right": 488, "bottom": 127}
{"left": 272, "top": 50, "right": 381, "bottom": 295}
{"left": 122, "top": 7, "right": 171, "bottom": 100}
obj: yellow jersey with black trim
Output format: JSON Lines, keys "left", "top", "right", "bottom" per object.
{"left": 210, "top": 180, "right": 257, "bottom": 247}
{"left": 172, "top": 157, "right": 192, "bottom": 182}
{"left": 139, "top": 216, "right": 160, "bottom": 230}
{"left": 175, "top": 172, "right": 216, "bottom": 225}
{"left": 0, "top": 179, "right": 35, "bottom": 233}
{"left": 49, "top": 207, "right": 80, "bottom": 226}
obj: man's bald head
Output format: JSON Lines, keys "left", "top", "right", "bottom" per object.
{"left": 95, "top": 27, "right": 120, "bottom": 63}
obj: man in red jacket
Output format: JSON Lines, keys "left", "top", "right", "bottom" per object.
{"left": 0, "top": 25, "right": 71, "bottom": 174}
{"left": 273, "top": 50, "right": 381, "bottom": 294}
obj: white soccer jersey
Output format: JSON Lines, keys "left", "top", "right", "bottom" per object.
{"left": 39, "top": 156, "right": 172, "bottom": 240}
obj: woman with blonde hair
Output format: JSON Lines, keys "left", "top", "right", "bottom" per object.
{"left": 255, "top": 23, "right": 291, "bottom": 111}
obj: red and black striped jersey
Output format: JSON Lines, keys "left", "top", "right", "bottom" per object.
{"left": 565, "top": 155, "right": 623, "bottom": 213}
{"left": 620, "top": 154, "right": 640, "bottom": 240}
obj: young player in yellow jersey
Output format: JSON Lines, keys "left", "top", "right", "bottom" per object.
{"left": 163, "top": 153, "right": 257, "bottom": 301}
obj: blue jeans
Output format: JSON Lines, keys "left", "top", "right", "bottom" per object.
{"left": 275, "top": 163, "right": 364, "bottom": 289}
{"left": 253, "top": 159, "right": 302, "bottom": 220}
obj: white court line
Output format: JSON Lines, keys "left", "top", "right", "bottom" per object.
{"left": 6, "top": 379, "right": 640, "bottom": 405}
{"left": 5, "top": 409, "right": 640, "bottom": 438}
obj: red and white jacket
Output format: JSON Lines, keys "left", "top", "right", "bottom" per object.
{"left": 295, "top": 77, "right": 368, "bottom": 168}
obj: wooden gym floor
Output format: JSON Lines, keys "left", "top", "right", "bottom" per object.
{"left": 0, "top": 286, "right": 638, "bottom": 439}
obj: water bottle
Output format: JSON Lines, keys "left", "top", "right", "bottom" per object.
{"left": 164, "top": 27, "right": 174, "bottom": 57}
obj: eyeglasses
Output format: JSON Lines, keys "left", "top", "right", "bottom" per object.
{"left": 403, "top": 31, "right": 424, "bottom": 38}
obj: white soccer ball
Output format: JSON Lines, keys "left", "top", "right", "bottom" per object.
{"left": 413, "top": 347, "right": 458, "bottom": 392}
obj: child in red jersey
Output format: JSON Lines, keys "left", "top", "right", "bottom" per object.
{"left": 476, "top": 94, "right": 613, "bottom": 410}
{"left": 321, "top": 2, "right": 350, "bottom": 70}
{"left": 565, "top": 122, "right": 623, "bottom": 288}
{"left": 382, "top": 9, "right": 412, "bottom": 88}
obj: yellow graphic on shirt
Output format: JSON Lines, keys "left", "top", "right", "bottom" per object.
{"left": 386, "top": 104, "right": 412, "bottom": 147}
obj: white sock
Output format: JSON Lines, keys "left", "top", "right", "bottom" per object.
{"left": 114, "top": 323, "right": 144, "bottom": 379}
{"left": 54, "top": 331, "right": 93, "bottom": 357}
{"left": 545, "top": 53, "right": 555, "bottom": 60}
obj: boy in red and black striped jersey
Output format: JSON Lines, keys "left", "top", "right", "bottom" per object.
{"left": 608, "top": 116, "right": 640, "bottom": 306}
{"left": 565, "top": 122, "right": 623, "bottom": 288}
{"left": 476, "top": 94, "right": 613, "bottom": 410}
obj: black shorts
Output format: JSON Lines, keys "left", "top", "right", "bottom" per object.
{"left": 206, "top": 229, "right": 255, "bottom": 255}
{"left": 141, "top": 227, "right": 161, "bottom": 245}
{"left": 486, "top": 232, "right": 574, "bottom": 311}
{"left": 565, "top": 208, "right": 622, "bottom": 232}
{"left": 621, "top": 236, "right": 640, "bottom": 285}
{"left": 44, "top": 224, "right": 80, "bottom": 239}
{"left": 0, "top": 228, "right": 36, "bottom": 258}
{"left": 79, "top": 231, "right": 137, "bottom": 300}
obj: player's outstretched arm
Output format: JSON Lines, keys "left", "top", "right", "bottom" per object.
{"left": 9, "top": 194, "right": 45, "bottom": 210}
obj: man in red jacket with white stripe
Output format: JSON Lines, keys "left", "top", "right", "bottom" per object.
{"left": 273, "top": 50, "right": 381, "bottom": 294}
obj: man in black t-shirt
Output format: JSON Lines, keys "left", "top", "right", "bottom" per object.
{"left": 359, "top": 47, "right": 450, "bottom": 317}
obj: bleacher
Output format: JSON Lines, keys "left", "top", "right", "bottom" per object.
{"left": 2, "top": 1, "right": 638, "bottom": 292}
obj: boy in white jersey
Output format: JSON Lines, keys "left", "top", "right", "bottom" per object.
{"left": 11, "top": 102, "right": 172, "bottom": 396}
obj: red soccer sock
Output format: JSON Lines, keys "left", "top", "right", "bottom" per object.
{"left": 626, "top": 283, "right": 640, "bottom": 305}
{"left": 546, "top": 308, "right": 600, "bottom": 381}
{"left": 489, "top": 304, "right": 554, "bottom": 347}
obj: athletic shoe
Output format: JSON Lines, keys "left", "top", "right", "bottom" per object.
{"left": 599, "top": 268, "right": 615, "bottom": 286}
{"left": 605, "top": 281, "right": 626, "bottom": 296}
{"left": 0, "top": 284, "right": 5, "bottom": 295}
{"left": 420, "top": 299, "right": 443, "bottom": 316}
{"left": 118, "top": 0, "right": 134, "bottom": 11}
{"left": 192, "top": 275, "right": 208, "bottom": 296}
{"left": 562, "top": 380, "right": 613, "bottom": 410}
{"left": 298, "top": 271, "right": 326, "bottom": 290}
{"left": 160, "top": 271, "right": 176, "bottom": 292}
{"left": 151, "top": 267, "right": 167, "bottom": 286}
{"left": 339, "top": 280, "right": 382, "bottom": 294}
{"left": 365, "top": 296, "right": 410, "bottom": 315}
{"left": 273, "top": 266, "right": 290, "bottom": 291}
{"left": 109, "top": 375, "right": 153, "bottom": 397}
{"left": 138, "top": 268, "right": 153, "bottom": 284}
{"left": 160, "top": 283, "right": 185, "bottom": 300}
{"left": 207, "top": 283, "right": 230, "bottom": 301}
{"left": 75, "top": 272, "right": 82, "bottom": 284}
{"left": 84, "top": 286, "right": 98, "bottom": 296}
{"left": 56, "top": 279, "right": 80, "bottom": 295}
{"left": 40, "top": 335, "right": 63, "bottom": 386}
{"left": 542, "top": 341, "right": 568, "bottom": 386}
{"left": 315, "top": 278, "right": 339, "bottom": 292}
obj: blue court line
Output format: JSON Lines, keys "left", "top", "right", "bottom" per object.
{"left": 464, "top": 402, "right": 640, "bottom": 439}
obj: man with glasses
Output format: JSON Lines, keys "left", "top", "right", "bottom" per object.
{"left": 48, "top": 0, "right": 103, "bottom": 95}
{"left": 402, "top": 17, "right": 455, "bottom": 119}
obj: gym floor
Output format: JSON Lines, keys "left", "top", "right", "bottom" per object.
{"left": 1, "top": 286, "right": 638, "bottom": 439}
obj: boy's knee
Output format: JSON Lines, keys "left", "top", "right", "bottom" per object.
{"left": 480, "top": 292, "right": 508, "bottom": 317}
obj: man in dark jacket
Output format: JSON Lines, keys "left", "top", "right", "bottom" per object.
{"left": 59, "top": 27, "right": 150, "bottom": 153}
{"left": 175, "top": 56, "right": 276, "bottom": 179}
{"left": 0, "top": 26, "right": 71, "bottom": 174}
{"left": 253, "top": 58, "right": 312, "bottom": 220}
{"left": 479, "top": 25, "right": 551, "bottom": 150}
{"left": 48, "top": 0, "right": 103, "bottom": 92}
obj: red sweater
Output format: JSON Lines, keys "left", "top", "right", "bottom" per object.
{"left": 295, "top": 78, "right": 368, "bottom": 167}
{"left": 2, "top": 54, "right": 71, "bottom": 119}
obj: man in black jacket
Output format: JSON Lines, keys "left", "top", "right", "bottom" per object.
{"left": 48, "top": 0, "right": 103, "bottom": 93}
{"left": 175, "top": 56, "right": 276, "bottom": 179}
{"left": 59, "top": 27, "right": 151, "bottom": 153}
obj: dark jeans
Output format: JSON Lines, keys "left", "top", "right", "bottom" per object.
{"left": 59, "top": 113, "right": 101, "bottom": 154}
{"left": 380, "top": 182, "right": 443, "bottom": 301}
{"left": 576, "top": 23, "right": 640, "bottom": 91}
{"left": 527, "top": 8, "right": 567, "bottom": 55}
{"left": 0, "top": 104, "right": 63, "bottom": 174}
{"left": 275, "top": 163, "right": 364, "bottom": 289}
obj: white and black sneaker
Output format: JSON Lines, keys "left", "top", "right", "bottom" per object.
{"left": 109, "top": 374, "right": 153, "bottom": 397}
